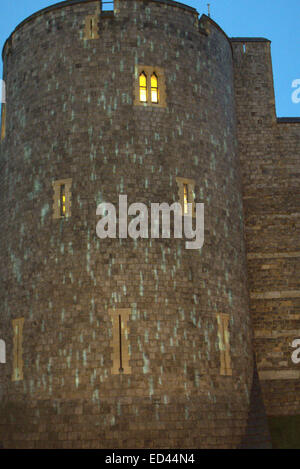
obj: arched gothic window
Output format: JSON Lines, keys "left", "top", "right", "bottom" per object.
{"left": 139, "top": 72, "right": 147, "bottom": 103}
{"left": 135, "top": 66, "right": 166, "bottom": 108}
{"left": 151, "top": 73, "right": 159, "bottom": 103}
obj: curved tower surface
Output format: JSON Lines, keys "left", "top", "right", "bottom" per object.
{"left": 0, "top": 0, "right": 271, "bottom": 448}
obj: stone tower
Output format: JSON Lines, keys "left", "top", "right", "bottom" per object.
{"left": 0, "top": 0, "right": 273, "bottom": 448}
{"left": 232, "top": 37, "right": 300, "bottom": 447}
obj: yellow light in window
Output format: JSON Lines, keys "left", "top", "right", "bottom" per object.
{"left": 140, "top": 88, "right": 147, "bottom": 102}
{"left": 151, "top": 89, "right": 158, "bottom": 103}
{"left": 183, "top": 184, "right": 189, "bottom": 214}
{"left": 151, "top": 73, "right": 158, "bottom": 103}
{"left": 60, "top": 185, "right": 66, "bottom": 217}
{"left": 139, "top": 72, "right": 147, "bottom": 103}
{"left": 140, "top": 73, "right": 147, "bottom": 88}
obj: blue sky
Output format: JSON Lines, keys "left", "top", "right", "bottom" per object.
{"left": 0, "top": 0, "right": 299, "bottom": 117}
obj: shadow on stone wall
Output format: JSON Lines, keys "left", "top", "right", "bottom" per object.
{"left": 238, "top": 355, "right": 272, "bottom": 448}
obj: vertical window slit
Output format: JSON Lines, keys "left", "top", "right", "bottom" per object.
{"left": 118, "top": 314, "right": 124, "bottom": 373}
{"left": 109, "top": 309, "right": 131, "bottom": 375}
{"left": 15, "top": 324, "right": 19, "bottom": 378}
{"left": 90, "top": 18, "right": 94, "bottom": 38}
{"left": 1, "top": 104, "right": 6, "bottom": 141}
{"left": 176, "top": 177, "right": 196, "bottom": 218}
{"left": 217, "top": 314, "right": 232, "bottom": 376}
{"left": 12, "top": 318, "right": 24, "bottom": 381}
{"left": 53, "top": 179, "right": 72, "bottom": 219}
{"left": 0, "top": 339, "right": 5, "bottom": 364}
{"left": 60, "top": 184, "right": 66, "bottom": 217}
{"left": 183, "top": 183, "right": 189, "bottom": 214}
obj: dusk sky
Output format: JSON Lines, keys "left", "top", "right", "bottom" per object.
{"left": 0, "top": 0, "right": 299, "bottom": 117}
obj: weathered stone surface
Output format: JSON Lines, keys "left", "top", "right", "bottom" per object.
{"left": 232, "top": 38, "right": 300, "bottom": 420}
{"left": 0, "top": 0, "right": 297, "bottom": 449}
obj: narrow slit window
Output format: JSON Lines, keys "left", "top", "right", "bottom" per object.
{"left": 176, "top": 177, "right": 196, "bottom": 218}
{"left": 139, "top": 72, "right": 147, "bottom": 103}
{"left": 151, "top": 73, "right": 159, "bottom": 103}
{"left": 109, "top": 309, "right": 131, "bottom": 375}
{"left": 90, "top": 18, "right": 94, "bottom": 39}
{"left": 0, "top": 339, "right": 6, "bottom": 364}
{"left": 1, "top": 104, "right": 6, "bottom": 141}
{"left": 84, "top": 15, "right": 99, "bottom": 40}
{"left": 12, "top": 318, "right": 24, "bottom": 382}
{"left": 118, "top": 315, "right": 124, "bottom": 373}
{"left": 60, "top": 184, "right": 66, "bottom": 217}
{"left": 217, "top": 313, "right": 232, "bottom": 376}
{"left": 53, "top": 179, "right": 72, "bottom": 219}
{"left": 183, "top": 183, "right": 189, "bottom": 215}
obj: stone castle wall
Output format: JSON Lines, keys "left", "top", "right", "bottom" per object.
{"left": 232, "top": 38, "right": 300, "bottom": 419}
{"left": 0, "top": 0, "right": 287, "bottom": 448}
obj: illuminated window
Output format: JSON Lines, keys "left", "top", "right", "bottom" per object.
{"left": 52, "top": 179, "right": 72, "bottom": 219}
{"left": 176, "top": 177, "right": 196, "bottom": 217}
{"left": 1, "top": 104, "right": 5, "bottom": 141}
{"left": 217, "top": 313, "right": 232, "bottom": 376}
{"left": 134, "top": 66, "right": 166, "bottom": 108}
{"left": 109, "top": 308, "right": 131, "bottom": 375}
{"left": 60, "top": 184, "right": 66, "bottom": 217}
{"left": 151, "top": 73, "right": 159, "bottom": 103}
{"left": 183, "top": 183, "right": 189, "bottom": 215}
{"left": 12, "top": 318, "right": 24, "bottom": 382}
{"left": 139, "top": 72, "right": 147, "bottom": 103}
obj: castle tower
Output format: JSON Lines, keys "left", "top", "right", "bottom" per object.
{"left": 232, "top": 37, "right": 300, "bottom": 445}
{"left": 0, "top": 0, "right": 270, "bottom": 448}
